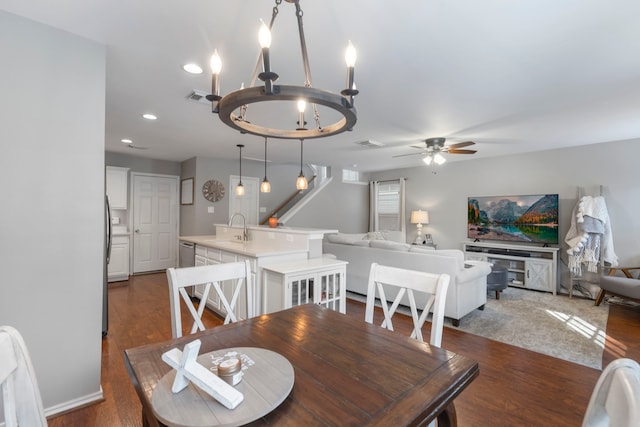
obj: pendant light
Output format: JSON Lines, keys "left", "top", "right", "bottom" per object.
{"left": 236, "top": 144, "right": 245, "bottom": 196}
{"left": 260, "top": 137, "right": 271, "bottom": 193}
{"left": 296, "top": 139, "right": 308, "bottom": 190}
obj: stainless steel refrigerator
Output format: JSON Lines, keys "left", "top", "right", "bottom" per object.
{"left": 103, "top": 194, "right": 111, "bottom": 336}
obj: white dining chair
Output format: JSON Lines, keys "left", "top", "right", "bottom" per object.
{"left": 0, "top": 325, "right": 48, "bottom": 427}
{"left": 582, "top": 358, "right": 640, "bottom": 427}
{"left": 166, "top": 261, "right": 253, "bottom": 338}
{"left": 364, "top": 262, "right": 450, "bottom": 347}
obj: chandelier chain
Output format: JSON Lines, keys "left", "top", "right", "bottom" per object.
{"left": 293, "top": 0, "right": 322, "bottom": 130}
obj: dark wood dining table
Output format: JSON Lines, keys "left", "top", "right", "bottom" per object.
{"left": 124, "top": 304, "right": 479, "bottom": 427}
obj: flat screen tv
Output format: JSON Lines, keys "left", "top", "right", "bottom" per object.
{"left": 468, "top": 194, "right": 559, "bottom": 244}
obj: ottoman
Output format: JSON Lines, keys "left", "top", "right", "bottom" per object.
{"left": 486, "top": 266, "right": 508, "bottom": 299}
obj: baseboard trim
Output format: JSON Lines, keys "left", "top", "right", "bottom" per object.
{"left": 45, "top": 387, "right": 104, "bottom": 419}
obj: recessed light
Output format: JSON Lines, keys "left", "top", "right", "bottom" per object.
{"left": 182, "top": 63, "right": 203, "bottom": 74}
{"left": 142, "top": 113, "right": 157, "bottom": 120}
{"left": 121, "top": 138, "right": 133, "bottom": 144}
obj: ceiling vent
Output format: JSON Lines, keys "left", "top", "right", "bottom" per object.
{"left": 186, "top": 90, "right": 211, "bottom": 105}
{"left": 355, "top": 140, "right": 384, "bottom": 148}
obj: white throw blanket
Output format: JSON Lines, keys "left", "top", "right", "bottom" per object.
{"left": 565, "top": 196, "right": 618, "bottom": 275}
{"left": 0, "top": 325, "right": 48, "bottom": 426}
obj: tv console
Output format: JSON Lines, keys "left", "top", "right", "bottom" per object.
{"left": 462, "top": 241, "right": 559, "bottom": 295}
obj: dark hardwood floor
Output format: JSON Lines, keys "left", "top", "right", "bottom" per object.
{"left": 48, "top": 272, "right": 640, "bottom": 426}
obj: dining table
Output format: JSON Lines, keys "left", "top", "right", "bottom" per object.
{"left": 124, "top": 304, "right": 479, "bottom": 427}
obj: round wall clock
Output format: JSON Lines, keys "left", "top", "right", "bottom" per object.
{"left": 202, "top": 179, "right": 225, "bottom": 202}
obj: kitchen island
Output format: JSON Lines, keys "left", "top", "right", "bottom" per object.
{"left": 179, "top": 225, "right": 339, "bottom": 318}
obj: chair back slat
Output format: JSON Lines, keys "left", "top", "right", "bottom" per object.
{"left": 364, "top": 263, "right": 450, "bottom": 347}
{"left": 583, "top": 358, "right": 640, "bottom": 427}
{"left": 167, "top": 261, "right": 253, "bottom": 338}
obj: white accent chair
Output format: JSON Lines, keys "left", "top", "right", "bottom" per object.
{"left": 364, "top": 263, "right": 450, "bottom": 347}
{"left": 166, "top": 261, "right": 253, "bottom": 338}
{"left": 0, "top": 325, "right": 47, "bottom": 427}
{"left": 583, "top": 358, "right": 640, "bottom": 427}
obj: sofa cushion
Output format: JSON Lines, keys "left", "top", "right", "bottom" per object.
{"left": 409, "top": 245, "right": 436, "bottom": 253}
{"left": 326, "top": 233, "right": 367, "bottom": 244}
{"left": 432, "top": 249, "right": 465, "bottom": 269}
{"left": 349, "top": 239, "right": 371, "bottom": 247}
{"left": 369, "top": 240, "right": 411, "bottom": 251}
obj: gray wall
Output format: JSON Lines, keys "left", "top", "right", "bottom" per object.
{"left": 370, "top": 139, "right": 640, "bottom": 287}
{"left": 106, "top": 151, "right": 181, "bottom": 176}
{"left": 179, "top": 157, "right": 318, "bottom": 236}
{"left": 0, "top": 11, "right": 104, "bottom": 415}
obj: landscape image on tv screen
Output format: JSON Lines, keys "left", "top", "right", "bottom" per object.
{"left": 468, "top": 194, "right": 559, "bottom": 244}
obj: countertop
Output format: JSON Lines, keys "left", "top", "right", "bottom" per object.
{"left": 179, "top": 235, "right": 308, "bottom": 258}
{"left": 217, "top": 224, "right": 338, "bottom": 235}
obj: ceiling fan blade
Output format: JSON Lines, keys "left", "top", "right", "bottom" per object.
{"left": 409, "top": 144, "right": 426, "bottom": 149}
{"left": 392, "top": 152, "right": 427, "bottom": 158}
{"left": 448, "top": 141, "right": 475, "bottom": 149}
{"left": 448, "top": 149, "right": 477, "bottom": 154}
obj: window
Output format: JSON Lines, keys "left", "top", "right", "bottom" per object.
{"left": 342, "top": 169, "right": 359, "bottom": 182}
{"left": 342, "top": 169, "right": 367, "bottom": 185}
{"left": 377, "top": 181, "right": 401, "bottom": 230}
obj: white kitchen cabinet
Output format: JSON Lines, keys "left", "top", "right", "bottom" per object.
{"left": 191, "top": 243, "right": 307, "bottom": 319}
{"left": 193, "top": 245, "right": 256, "bottom": 320}
{"left": 106, "top": 166, "right": 129, "bottom": 210}
{"left": 262, "top": 258, "right": 347, "bottom": 314}
{"left": 462, "top": 241, "right": 558, "bottom": 294}
{"left": 108, "top": 235, "right": 130, "bottom": 282}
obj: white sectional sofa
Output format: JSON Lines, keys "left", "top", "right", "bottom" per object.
{"left": 323, "top": 233, "right": 492, "bottom": 326}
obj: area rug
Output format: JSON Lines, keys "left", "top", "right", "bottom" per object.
{"left": 448, "top": 287, "right": 609, "bottom": 369}
{"left": 349, "top": 287, "right": 609, "bottom": 369}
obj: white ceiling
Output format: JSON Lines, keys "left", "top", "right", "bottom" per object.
{"left": 3, "top": 0, "right": 640, "bottom": 172}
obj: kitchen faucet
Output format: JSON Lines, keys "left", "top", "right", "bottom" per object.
{"left": 228, "top": 213, "right": 248, "bottom": 242}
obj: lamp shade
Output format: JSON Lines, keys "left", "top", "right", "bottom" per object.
{"left": 410, "top": 210, "right": 429, "bottom": 224}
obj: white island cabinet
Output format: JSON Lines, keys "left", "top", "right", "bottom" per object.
{"left": 181, "top": 226, "right": 339, "bottom": 319}
{"left": 262, "top": 258, "right": 347, "bottom": 315}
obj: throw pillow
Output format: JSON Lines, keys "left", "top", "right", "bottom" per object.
{"left": 365, "top": 231, "right": 388, "bottom": 240}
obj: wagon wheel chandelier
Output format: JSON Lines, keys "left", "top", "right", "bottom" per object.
{"left": 206, "top": 0, "right": 359, "bottom": 140}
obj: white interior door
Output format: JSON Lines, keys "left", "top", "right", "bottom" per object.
{"left": 132, "top": 173, "right": 179, "bottom": 273}
{"left": 229, "top": 176, "right": 259, "bottom": 225}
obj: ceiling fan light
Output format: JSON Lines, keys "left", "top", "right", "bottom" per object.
{"left": 434, "top": 153, "right": 446, "bottom": 165}
{"left": 423, "top": 155, "right": 433, "bottom": 165}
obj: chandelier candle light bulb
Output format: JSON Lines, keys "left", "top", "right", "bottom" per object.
{"left": 258, "top": 19, "right": 278, "bottom": 95}
{"left": 345, "top": 40, "right": 357, "bottom": 90}
{"left": 210, "top": 50, "right": 222, "bottom": 100}
{"left": 297, "top": 99, "right": 306, "bottom": 130}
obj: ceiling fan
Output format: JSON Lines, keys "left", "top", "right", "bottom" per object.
{"left": 393, "top": 137, "right": 476, "bottom": 165}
